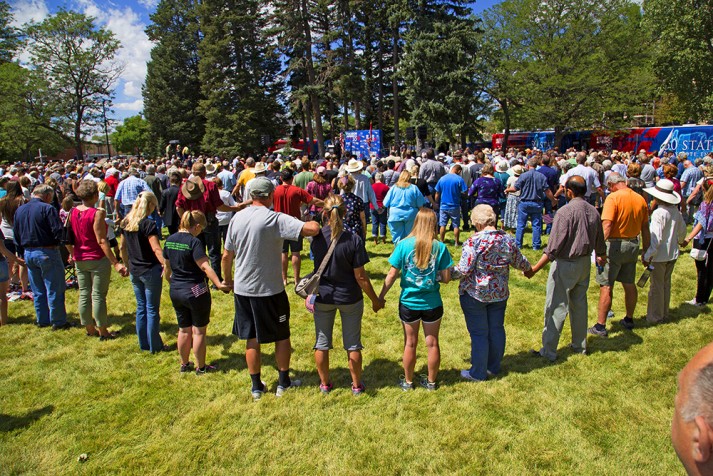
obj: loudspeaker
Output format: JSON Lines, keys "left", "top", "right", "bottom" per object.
{"left": 417, "top": 125, "right": 427, "bottom": 140}
{"left": 406, "top": 127, "right": 415, "bottom": 141}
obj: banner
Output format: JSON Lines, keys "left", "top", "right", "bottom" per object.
{"left": 343, "top": 130, "right": 382, "bottom": 159}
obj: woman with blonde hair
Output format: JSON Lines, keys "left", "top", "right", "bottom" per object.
{"left": 121, "top": 191, "right": 166, "bottom": 353}
{"left": 337, "top": 174, "right": 366, "bottom": 239}
{"left": 310, "top": 194, "right": 383, "bottom": 395}
{"left": 383, "top": 170, "right": 426, "bottom": 243}
{"left": 379, "top": 208, "right": 452, "bottom": 391}
{"left": 164, "top": 211, "right": 231, "bottom": 374}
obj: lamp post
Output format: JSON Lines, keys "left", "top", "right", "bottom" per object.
{"left": 102, "top": 99, "right": 111, "bottom": 159}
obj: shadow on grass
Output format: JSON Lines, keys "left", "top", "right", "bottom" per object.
{"left": 208, "top": 333, "right": 247, "bottom": 373}
{"left": 0, "top": 405, "right": 54, "bottom": 432}
{"left": 361, "top": 358, "right": 408, "bottom": 393}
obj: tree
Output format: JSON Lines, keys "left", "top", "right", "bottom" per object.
{"left": 490, "top": 0, "right": 654, "bottom": 148}
{"left": 400, "top": 1, "right": 483, "bottom": 147}
{"left": 644, "top": 0, "right": 713, "bottom": 121}
{"left": 198, "top": 0, "right": 285, "bottom": 156}
{"left": 143, "top": 0, "right": 204, "bottom": 156}
{"left": 25, "top": 10, "right": 122, "bottom": 161}
{"left": 0, "top": 1, "right": 19, "bottom": 63}
{"left": 111, "top": 115, "right": 150, "bottom": 156}
{"left": 0, "top": 62, "right": 65, "bottom": 161}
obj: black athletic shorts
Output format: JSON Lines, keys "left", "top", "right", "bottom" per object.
{"left": 233, "top": 290, "right": 290, "bottom": 343}
{"left": 282, "top": 238, "right": 303, "bottom": 254}
{"left": 170, "top": 283, "right": 211, "bottom": 328}
{"left": 398, "top": 303, "right": 444, "bottom": 324}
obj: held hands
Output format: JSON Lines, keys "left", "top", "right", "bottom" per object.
{"left": 523, "top": 268, "right": 536, "bottom": 279}
{"left": 217, "top": 282, "right": 232, "bottom": 294}
{"left": 113, "top": 262, "right": 129, "bottom": 277}
{"left": 372, "top": 298, "right": 385, "bottom": 313}
{"left": 596, "top": 256, "right": 607, "bottom": 267}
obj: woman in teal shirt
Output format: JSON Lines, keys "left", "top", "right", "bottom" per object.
{"left": 379, "top": 208, "right": 452, "bottom": 391}
{"left": 383, "top": 170, "right": 425, "bottom": 243}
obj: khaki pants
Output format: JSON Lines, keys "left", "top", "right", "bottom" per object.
{"left": 647, "top": 260, "right": 676, "bottom": 323}
{"left": 76, "top": 257, "right": 111, "bottom": 328}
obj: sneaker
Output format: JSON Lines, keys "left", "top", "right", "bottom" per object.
{"left": 351, "top": 383, "right": 366, "bottom": 396}
{"left": 319, "top": 382, "right": 334, "bottom": 394}
{"left": 587, "top": 325, "right": 608, "bottom": 337}
{"left": 419, "top": 375, "right": 437, "bottom": 391}
{"left": 398, "top": 376, "right": 414, "bottom": 391}
{"left": 276, "top": 379, "right": 302, "bottom": 397}
{"left": 251, "top": 381, "right": 267, "bottom": 401}
{"left": 460, "top": 369, "right": 483, "bottom": 382}
{"left": 8, "top": 292, "right": 22, "bottom": 302}
{"left": 607, "top": 310, "right": 615, "bottom": 319}
{"left": 180, "top": 362, "right": 194, "bottom": 373}
{"left": 684, "top": 298, "right": 705, "bottom": 307}
{"left": 619, "top": 317, "right": 634, "bottom": 330}
{"left": 195, "top": 364, "right": 217, "bottom": 375}
{"left": 19, "top": 292, "right": 33, "bottom": 301}
{"left": 51, "top": 322, "right": 74, "bottom": 331}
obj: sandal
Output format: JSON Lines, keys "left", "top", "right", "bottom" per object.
{"left": 99, "top": 331, "right": 119, "bottom": 341}
{"left": 86, "top": 332, "right": 100, "bottom": 337}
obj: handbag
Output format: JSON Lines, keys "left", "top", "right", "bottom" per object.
{"left": 61, "top": 208, "right": 75, "bottom": 245}
{"left": 294, "top": 231, "right": 342, "bottom": 299}
{"left": 690, "top": 206, "right": 712, "bottom": 262}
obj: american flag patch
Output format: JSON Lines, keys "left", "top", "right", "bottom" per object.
{"left": 191, "top": 283, "right": 209, "bottom": 298}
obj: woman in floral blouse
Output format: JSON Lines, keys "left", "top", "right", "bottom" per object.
{"left": 454, "top": 204, "right": 531, "bottom": 382}
{"left": 337, "top": 174, "right": 366, "bottom": 239}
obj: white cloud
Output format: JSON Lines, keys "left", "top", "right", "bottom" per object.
{"left": 123, "top": 80, "right": 142, "bottom": 99}
{"left": 138, "top": 0, "right": 159, "bottom": 9}
{"left": 9, "top": 0, "right": 50, "bottom": 27}
{"left": 113, "top": 99, "right": 144, "bottom": 112}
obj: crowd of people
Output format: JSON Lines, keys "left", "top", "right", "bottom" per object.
{"left": 1, "top": 144, "right": 712, "bottom": 404}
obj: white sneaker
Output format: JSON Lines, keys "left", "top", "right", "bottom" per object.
{"left": 685, "top": 299, "right": 705, "bottom": 307}
{"left": 251, "top": 381, "right": 267, "bottom": 401}
{"left": 276, "top": 379, "right": 302, "bottom": 397}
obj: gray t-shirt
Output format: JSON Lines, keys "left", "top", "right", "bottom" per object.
{"left": 225, "top": 206, "right": 304, "bottom": 297}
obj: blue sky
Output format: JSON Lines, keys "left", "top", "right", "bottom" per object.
{"left": 10, "top": 0, "right": 500, "bottom": 124}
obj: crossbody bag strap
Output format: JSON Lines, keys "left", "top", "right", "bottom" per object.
{"left": 313, "top": 232, "right": 342, "bottom": 280}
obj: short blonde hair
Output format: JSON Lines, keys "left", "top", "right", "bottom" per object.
{"left": 470, "top": 204, "right": 496, "bottom": 228}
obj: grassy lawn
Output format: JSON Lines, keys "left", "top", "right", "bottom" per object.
{"left": 0, "top": 227, "right": 709, "bottom": 475}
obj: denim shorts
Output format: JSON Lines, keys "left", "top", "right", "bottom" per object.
{"left": 439, "top": 207, "right": 461, "bottom": 228}
{"left": 0, "top": 260, "right": 8, "bottom": 283}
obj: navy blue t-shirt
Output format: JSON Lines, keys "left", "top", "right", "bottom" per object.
{"left": 311, "top": 226, "right": 369, "bottom": 305}
{"left": 163, "top": 232, "right": 207, "bottom": 288}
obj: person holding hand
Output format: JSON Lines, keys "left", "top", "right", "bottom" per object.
{"left": 310, "top": 195, "right": 384, "bottom": 395}
{"left": 379, "top": 208, "right": 452, "bottom": 391}
{"left": 163, "top": 210, "right": 231, "bottom": 374}
{"left": 527, "top": 176, "right": 606, "bottom": 361}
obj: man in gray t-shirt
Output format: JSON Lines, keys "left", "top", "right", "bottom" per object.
{"left": 221, "top": 177, "right": 320, "bottom": 399}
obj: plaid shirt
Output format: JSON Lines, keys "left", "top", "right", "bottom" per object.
{"left": 115, "top": 175, "right": 151, "bottom": 206}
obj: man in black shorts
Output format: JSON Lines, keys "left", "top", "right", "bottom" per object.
{"left": 221, "top": 178, "right": 320, "bottom": 399}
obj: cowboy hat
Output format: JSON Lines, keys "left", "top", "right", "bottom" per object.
{"left": 512, "top": 165, "right": 525, "bottom": 176}
{"left": 644, "top": 179, "right": 681, "bottom": 205}
{"left": 181, "top": 176, "right": 205, "bottom": 200}
{"left": 252, "top": 162, "right": 267, "bottom": 174}
{"left": 496, "top": 160, "right": 509, "bottom": 172}
{"left": 205, "top": 163, "right": 217, "bottom": 175}
{"left": 345, "top": 159, "right": 363, "bottom": 173}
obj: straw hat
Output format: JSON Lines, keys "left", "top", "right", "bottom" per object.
{"left": 345, "top": 159, "right": 363, "bottom": 173}
{"left": 644, "top": 179, "right": 681, "bottom": 205}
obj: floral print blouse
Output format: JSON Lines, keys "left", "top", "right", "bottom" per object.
{"left": 455, "top": 229, "right": 530, "bottom": 302}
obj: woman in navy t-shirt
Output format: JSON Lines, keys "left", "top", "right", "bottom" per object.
{"left": 163, "top": 211, "right": 230, "bottom": 374}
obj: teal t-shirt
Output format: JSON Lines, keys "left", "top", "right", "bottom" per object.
{"left": 388, "top": 237, "right": 453, "bottom": 310}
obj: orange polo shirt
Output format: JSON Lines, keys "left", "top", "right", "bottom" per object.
{"left": 601, "top": 187, "right": 648, "bottom": 239}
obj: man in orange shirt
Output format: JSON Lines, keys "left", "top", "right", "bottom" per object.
{"left": 589, "top": 172, "right": 650, "bottom": 336}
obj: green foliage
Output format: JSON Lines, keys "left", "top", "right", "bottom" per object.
{"left": 644, "top": 0, "right": 713, "bottom": 122}
{"left": 198, "top": 0, "right": 285, "bottom": 157}
{"left": 25, "top": 9, "right": 122, "bottom": 160}
{"left": 0, "top": 1, "right": 19, "bottom": 63}
{"left": 0, "top": 62, "right": 66, "bottom": 161}
{"left": 143, "top": 0, "right": 204, "bottom": 156}
{"left": 111, "top": 115, "right": 150, "bottom": 155}
{"left": 400, "top": 1, "right": 484, "bottom": 146}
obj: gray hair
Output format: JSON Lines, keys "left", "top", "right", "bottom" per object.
{"left": 147, "top": 165, "right": 156, "bottom": 174}
{"left": 527, "top": 157, "right": 539, "bottom": 168}
{"left": 374, "top": 172, "right": 384, "bottom": 182}
{"left": 129, "top": 167, "right": 140, "bottom": 177}
{"left": 32, "top": 184, "right": 54, "bottom": 198}
{"left": 470, "top": 204, "right": 496, "bottom": 228}
{"left": 606, "top": 172, "right": 626, "bottom": 186}
{"left": 682, "top": 363, "right": 713, "bottom": 425}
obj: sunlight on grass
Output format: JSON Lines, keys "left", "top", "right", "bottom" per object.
{"left": 0, "top": 227, "right": 708, "bottom": 474}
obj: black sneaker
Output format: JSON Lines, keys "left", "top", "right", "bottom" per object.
{"left": 195, "top": 364, "right": 217, "bottom": 375}
{"left": 180, "top": 362, "right": 194, "bottom": 373}
{"left": 619, "top": 317, "right": 634, "bottom": 330}
{"left": 51, "top": 322, "right": 74, "bottom": 331}
{"left": 587, "top": 325, "right": 608, "bottom": 337}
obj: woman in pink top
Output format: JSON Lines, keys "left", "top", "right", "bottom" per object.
{"left": 306, "top": 166, "right": 333, "bottom": 221}
{"left": 66, "top": 180, "right": 129, "bottom": 340}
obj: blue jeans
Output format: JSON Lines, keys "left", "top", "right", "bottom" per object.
{"left": 130, "top": 265, "right": 164, "bottom": 352}
{"left": 516, "top": 201, "right": 543, "bottom": 250}
{"left": 543, "top": 199, "right": 553, "bottom": 235}
{"left": 460, "top": 294, "right": 507, "bottom": 381}
{"left": 24, "top": 248, "right": 67, "bottom": 326}
{"left": 371, "top": 208, "right": 387, "bottom": 237}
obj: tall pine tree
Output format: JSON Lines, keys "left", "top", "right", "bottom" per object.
{"left": 143, "top": 0, "right": 204, "bottom": 155}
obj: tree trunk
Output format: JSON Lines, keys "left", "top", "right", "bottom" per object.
{"left": 460, "top": 127, "right": 467, "bottom": 150}
{"left": 343, "top": 100, "right": 349, "bottom": 131}
{"left": 300, "top": 0, "right": 325, "bottom": 158}
{"left": 304, "top": 98, "right": 314, "bottom": 155}
{"left": 554, "top": 126, "right": 565, "bottom": 151}
{"left": 392, "top": 27, "right": 400, "bottom": 144}
{"left": 377, "top": 38, "right": 385, "bottom": 138}
{"left": 500, "top": 99, "right": 511, "bottom": 153}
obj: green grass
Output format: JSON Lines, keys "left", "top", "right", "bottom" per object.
{"left": 0, "top": 227, "right": 710, "bottom": 475}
